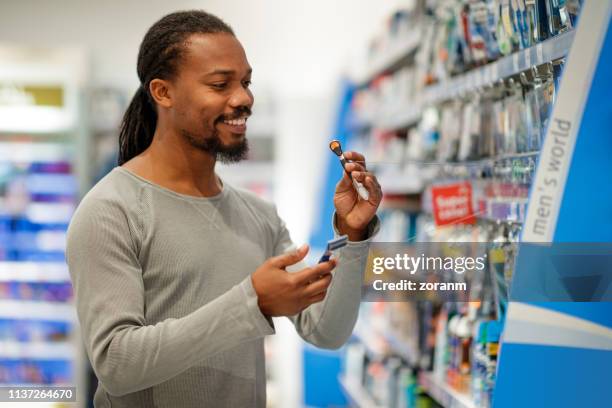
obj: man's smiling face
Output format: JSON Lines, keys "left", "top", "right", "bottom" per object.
{"left": 170, "top": 32, "right": 254, "bottom": 162}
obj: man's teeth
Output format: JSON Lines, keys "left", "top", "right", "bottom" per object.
{"left": 223, "top": 117, "right": 247, "bottom": 126}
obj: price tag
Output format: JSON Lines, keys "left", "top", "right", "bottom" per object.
{"left": 513, "top": 53, "right": 520, "bottom": 72}
{"left": 536, "top": 43, "right": 544, "bottom": 62}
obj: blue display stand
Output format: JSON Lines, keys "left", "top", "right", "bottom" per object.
{"left": 495, "top": 2, "right": 612, "bottom": 407}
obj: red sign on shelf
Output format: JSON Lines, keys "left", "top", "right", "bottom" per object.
{"left": 431, "top": 182, "right": 475, "bottom": 226}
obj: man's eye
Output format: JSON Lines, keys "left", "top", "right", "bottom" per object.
{"left": 211, "top": 83, "right": 227, "bottom": 90}
{"left": 242, "top": 80, "right": 252, "bottom": 88}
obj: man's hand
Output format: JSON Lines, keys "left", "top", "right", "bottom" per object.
{"left": 334, "top": 151, "right": 382, "bottom": 241}
{"left": 251, "top": 245, "right": 336, "bottom": 316}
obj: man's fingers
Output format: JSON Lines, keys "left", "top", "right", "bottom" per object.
{"left": 344, "top": 151, "right": 366, "bottom": 166}
{"left": 345, "top": 162, "right": 366, "bottom": 174}
{"left": 303, "top": 274, "right": 332, "bottom": 297}
{"left": 351, "top": 171, "right": 376, "bottom": 183}
{"left": 268, "top": 244, "right": 309, "bottom": 268}
{"left": 307, "top": 291, "right": 327, "bottom": 304}
{"left": 294, "top": 260, "right": 336, "bottom": 284}
{"left": 365, "top": 175, "right": 383, "bottom": 202}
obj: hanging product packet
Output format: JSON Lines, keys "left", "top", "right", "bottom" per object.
{"left": 512, "top": 0, "right": 530, "bottom": 49}
{"left": 524, "top": 71, "right": 542, "bottom": 151}
{"left": 525, "top": 0, "right": 543, "bottom": 45}
{"left": 514, "top": 80, "right": 530, "bottom": 153}
{"left": 484, "top": 0, "right": 502, "bottom": 61}
{"left": 438, "top": 101, "right": 462, "bottom": 162}
{"left": 458, "top": 96, "right": 481, "bottom": 161}
{"left": 498, "top": 0, "right": 519, "bottom": 54}
{"left": 502, "top": 82, "right": 518, "bottom": 155}
{"left": 458, "top": 1, "right": 474, "bottom": 69}
{"left": 490, "top": 86, "right": 506, "bottom": 157}
{"left": 545, "top": 0, "right": 574, "bottom": 36}
{"left": 478, "top": 89, "right": 496, "bottom": 158}
{"left": 468, "top": 0, "right": 490, "bottom": 65}
{"left": 536, "top": 68, "right": 556, "bottom": 144}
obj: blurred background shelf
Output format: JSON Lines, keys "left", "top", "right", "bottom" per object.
{"left": 0, "top": 341, "right": 75, "bottom": 360}
{"left": 0, "top": 300, "right": 76, "bottom": 322}
{"left": 0, "top": 262, "right": 70, "bottom": 282}
{"left": 369, "top": 29, "right": 575, "bottom": 131}
{"left": 418, "top": 372, "right": 476, "bottom": 408}
{"left": 339, "top": 376, "right": 385, "bottom": 408}
{"left": 356, "top": 30, "right": 422, "bottom": 86}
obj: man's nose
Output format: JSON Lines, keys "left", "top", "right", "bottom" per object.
{"left": 229, "top": 85, "right": 254, "bottom": 109}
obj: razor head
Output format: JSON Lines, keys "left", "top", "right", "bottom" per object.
{"left": 329, "top": 140, "right": 343, "bottom": 156}
{"left": 318, "top": 235, "right": 348, "bottom": 263}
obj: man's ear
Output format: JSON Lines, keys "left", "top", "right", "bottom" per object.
{"left": 149, "top": 79, "right": 173, "bottom": 108}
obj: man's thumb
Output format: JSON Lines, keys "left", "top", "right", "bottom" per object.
{"left": 269, "top": 244, "right": 309, "bottom": 268}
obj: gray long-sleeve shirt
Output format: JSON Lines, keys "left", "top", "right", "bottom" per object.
{"left": 66, "top": 167, "right": 378, "bottom": 408}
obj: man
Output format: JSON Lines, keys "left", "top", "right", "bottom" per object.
{"left": 66, "top": 10, "right": 382, "bottom": 408}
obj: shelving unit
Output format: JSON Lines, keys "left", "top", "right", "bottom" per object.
{"left": 366, "top": 30, "right": 575, "bottom": 130}
{"left": 353, "top": 324, "right": 419, "bottom": 367}
{"left": 0, "top": 262, "right": 70, "bottom": 282}
{"left": 336, "top": 2, "right": 585, "bottom": 408}
{"left": 0, "top": 45, "right": 87, "bottom": 406}
{"left": 0, "top": 300, "right": 76, "bottom": 322}
{"left": 380, "top": 330, "right": 419, "bottom": 368}
{"left": 0, "top": 341, "right": 76, "bottom": 360}
{"left": 356, "top": 30, "right": 422, "bottom": 86}
{"left": 339, "top": 376, "right": 385, "bottom": 408}
{"left": 418, "top": 372, "right": 476, "bottom": 408}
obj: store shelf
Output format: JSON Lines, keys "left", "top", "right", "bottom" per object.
{"left": 372, "top": 30, "right": 575, "bottom": 130}
{"left": 380, "top": 330, "right": 419, "bottom": 367}
{"left": 0, "top": 262, "right": 70, "bottom": 282}
{"left": 339, "top": 376, "right": 384, "bottom": 408}
{"left": 25, "top": 202, "right": 75, "bottom": 224}
{"left": 356, "top": 30, "right": 422, "bottom": 85}
{"left": 353, "top": 324, "right": 419, "bottom": 367}
{"left": 0, "top": 142, "right": 73, "bottom": 162}
{"left": 0, "top": 300, "right": 76, "bottom": 322}
{"left": 419, "top": 371, "right": 476, "bottom": 408}
{"left": 352, "top": 326, "right": 387, "bottom": 360}
{"left": 376, "top": 168, "right": 423, "bottom": 195}
{"left": 0, "top": 341, "right": 75, "bottom": 360}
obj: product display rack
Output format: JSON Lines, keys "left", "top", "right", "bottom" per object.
{"left": 366, "top": 30, "right": 575, "bottom": 131}
{"left": 356, "top": 30, "right": 422, "bottom": 86}
{"left": 418, "top": 372, "right": 475, "bottom": 408}
{"left": 0, "top": 45, "right": 87, "bottom": 407}
{"left": 332, "top": 1, "right": 587, "bottom": 407}
{"left": 339, "top": 376, "right": 385, "bottom": 408}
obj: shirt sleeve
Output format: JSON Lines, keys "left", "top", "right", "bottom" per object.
{"left": 272, "top": 210, "right": 379, "bottom": 349}
{"left": 66, "top": 197, "right": 274, "bottom": 397}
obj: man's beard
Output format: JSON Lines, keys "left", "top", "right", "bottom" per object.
{"left": 182, "top": 128, "right": 249, "bottom": 164}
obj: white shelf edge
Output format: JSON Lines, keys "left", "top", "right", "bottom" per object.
{"left": 0, "top": 300, "right": 76, "bottom": 322}
{"left": 339, "top": 376, "right": 384, "bottom": 408}
{"left": 381, "top": 330, "right": 420, "bottom": 367}
{"left": 0, "top": 341, "right": 76, "bottom": 359}
{"left": 356, "top": 30, "right": 422, "bottom": 85}
{"left": 0, "top": 262, "right": 70, "bottom": 282}
{"left": 419, "top": 371, "right": 476, "bottom": 408}
{"left": 352, "top": 326, "right": 387, "bottom": 360}
{"left": 368, "top": 30, "right": 575, "bottom": 130}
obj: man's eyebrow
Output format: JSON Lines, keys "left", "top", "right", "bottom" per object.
{"left": 204, "top": 68, "right": 253, "bottom": 77}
